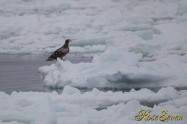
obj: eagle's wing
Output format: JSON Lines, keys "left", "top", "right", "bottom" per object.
{"left": 46, "top": 47, "right": 69, "bottom": 61}
{"left": 53, "top": 47, "right": 69, "bottom": 56}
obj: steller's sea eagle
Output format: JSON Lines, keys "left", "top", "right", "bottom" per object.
{"left": 46, "top": 39, "right": 72, "bottom": 61}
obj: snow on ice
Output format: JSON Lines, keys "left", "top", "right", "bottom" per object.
{"left": 0, "top": 86, "right": 186, "bottom": 124}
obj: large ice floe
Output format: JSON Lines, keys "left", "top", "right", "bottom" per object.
{"left": 0, "top": 86, "right": 186, "bottom": 124}
{"left": 39, "top": 34, "right": 187, "bottom": 88}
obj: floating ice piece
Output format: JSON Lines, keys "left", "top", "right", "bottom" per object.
{"left": 0, "top": 86, "right": 187, "bottom": 124}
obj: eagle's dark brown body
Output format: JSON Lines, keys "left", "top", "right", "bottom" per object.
{"left": 46, "top": 39, "right": 72, "bottom": 61}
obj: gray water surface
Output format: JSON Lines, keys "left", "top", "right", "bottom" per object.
{"left": 0, "top": 54, "right": 92, "bottom": 94}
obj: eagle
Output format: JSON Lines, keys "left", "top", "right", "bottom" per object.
{"left": 46, "top": 39, "right": 72, "bottom": 61}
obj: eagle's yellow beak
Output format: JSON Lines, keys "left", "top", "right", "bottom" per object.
{"left": 69, "top": 39, "right": 72, "bottom": 42}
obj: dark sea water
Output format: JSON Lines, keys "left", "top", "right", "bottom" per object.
{"left": 0, "top": 54, "right": 92, "bottom": 94}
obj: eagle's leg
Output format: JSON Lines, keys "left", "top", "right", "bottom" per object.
{"left": 61, "top": 57, "right": 65, "bottom": 61}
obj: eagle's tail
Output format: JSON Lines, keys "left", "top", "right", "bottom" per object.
{"left": 46, "top": 55, "right": 55, "bottom": 61}
{"left": 46, "top": 58, "right": 52, "bottom": 61}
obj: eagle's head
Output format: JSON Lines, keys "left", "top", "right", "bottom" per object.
{"left": 65, "top": 39, "right": 72, "bottom": 43}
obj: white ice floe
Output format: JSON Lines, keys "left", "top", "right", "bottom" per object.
{"left": 0, "top": 86, "right": 186, "bottom": 124}
{"left": 39, "top": 35, "right": 187, "bottom": 88}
